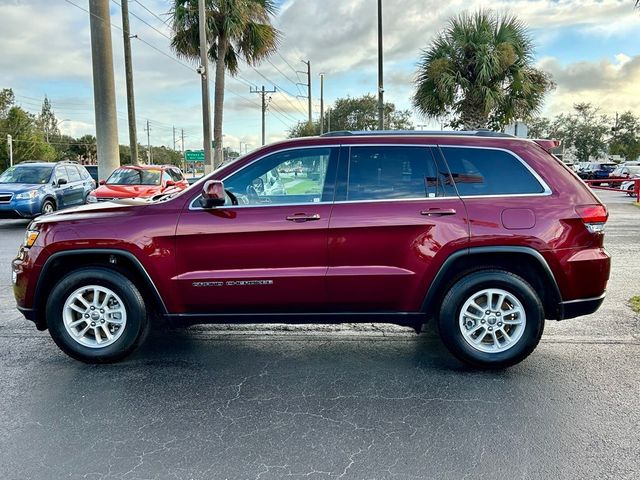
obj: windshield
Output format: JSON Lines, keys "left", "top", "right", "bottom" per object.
{"left": 0, "top": 165, "right": 53, "bottom": 184}
{"left": 106, "top": 168, "right": 161, "bottom": 186}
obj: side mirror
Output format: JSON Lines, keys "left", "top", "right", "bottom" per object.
{"left": 57, "top": 178, "right": 68, "bottom": 186}
{"left": 99, "top": 179, "right": 106, "bottom": 185}
{"left": 199, "top": 180, "right": 226, "bottom": 208}
{"left": 165, "top": 180, "right": 176, "bottom": 188}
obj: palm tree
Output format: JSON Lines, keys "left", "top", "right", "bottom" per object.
{"left": 170, "top": 0, "right": 280, "bottom": 167}
{"left": 413, "top": 10, "right": 553, "bottom": 131}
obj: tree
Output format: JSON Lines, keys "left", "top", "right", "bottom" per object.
{"left": 38, "top": 96, "right": 59, "bottom": 143}
{"left": 0, "top": 88, "right": 15, "bottom": 118}
{"left": 288, "top": 94, "right": 414, "bottom": 138}
{"left": 609, "top": 111, "right": 640, "bottom": 161}
{"left": 0, "top": 106, "right": 55, "bottom": 169}
{"left": 170, "top": 0, "right": 280, "bottom": 168}
{"left": 413, "top": 10, "right": 554, "bottom": 130}
{"left": 551, "top": 103, "right": 610, "bottom": 162}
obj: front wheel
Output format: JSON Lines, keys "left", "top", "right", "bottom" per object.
{"left": 46, "top": 267, "right": 149, "bottom": 363}
{"left": 41, "top": 199, "right": 55, "bottom": 215}
{"left": 437, "top": 270, "right": 544, "bottom": 369}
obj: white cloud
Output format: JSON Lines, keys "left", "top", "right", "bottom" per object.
{"left": 539, "top": 54, "right": 640, "bottom": 117}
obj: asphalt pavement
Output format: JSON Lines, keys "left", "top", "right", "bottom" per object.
{"left": 0, "top": 190, "right": 638, "bottom": 480}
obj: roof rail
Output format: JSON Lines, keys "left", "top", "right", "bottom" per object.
{"left": 320, "top": 129, "right": 514, "bottom": 138}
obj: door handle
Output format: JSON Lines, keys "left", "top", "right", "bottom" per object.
{"left": 286, "top": 213, "right": 321, "bottom": 222}
{"left": 420, "top": 208, "right": 457, "bottom": 216}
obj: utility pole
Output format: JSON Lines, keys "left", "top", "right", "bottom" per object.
{"left": 7, "top": 134, "right": 12, "bottom": 167}
{"left": 173, "top": 126, "right": 176, "bottom": 150}
{"left": 297, "top": 60, "right": 312, "bottom": 126}
{"left": 251, "top": 85, "right": 277, "bottom": 146}
{"left": 319, "top": 73, "right": 325, "bottom": 134}
{"left": 377, "top": 0, "right": 384, "bottom": 130}
{"left": 327, "top": 109, "right": 331, "bottom": 133}
{"left": 198, "top": 0, "right": 213, "bottom": 172}
{"left": 89, "top": 0, "right": 120, "bottom": 181}
{"left": 120, "top": 0, "right": 139, "bottom": 165}
{"left": 145, "top": 120, "right": 152, "bottom": 164}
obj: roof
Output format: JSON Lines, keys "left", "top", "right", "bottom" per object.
{"left": 117, "top": 164, "right": 176, "bottom": 169}
{"left": 320, "top": 129, "right": 514, "bottom": 138}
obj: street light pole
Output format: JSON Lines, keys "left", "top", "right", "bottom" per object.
{"left": 198, "top": 0, "right": 213, "bottom": 172}
{"left": 7, "top": 134, "right": 12, "bottom": 167}
{"left": 319, "top": 73, "right": 325, "bottom": 135}
{"left": 377, "top": 0, "right": 384, "bottom": 130}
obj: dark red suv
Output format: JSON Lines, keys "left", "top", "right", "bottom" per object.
{"left": 11, "top": 131, "right": 611, "bottom": 368}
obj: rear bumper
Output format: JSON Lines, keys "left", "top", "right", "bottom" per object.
{"left": 559, "top": 293, "right": 605, "bottom": 320}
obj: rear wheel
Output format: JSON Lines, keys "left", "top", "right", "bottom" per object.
{"left": 437, "top": 269, "right": 544, "bottom": 369}
{"left": 47, "top": 267, "right": 148, "bottom": 363}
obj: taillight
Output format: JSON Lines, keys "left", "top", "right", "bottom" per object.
{"left": 575, "top": 204, "right": 608, "bottom": 233}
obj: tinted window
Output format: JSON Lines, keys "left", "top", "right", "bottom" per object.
{"left": 225, "top": 148, "right": 334, "bottom": 206}
{"left": 346, "top": 146, "right": 442, "bottom": 200}
{"left": 65, "top": 165, "right": 82, "bottom": 182}
{"left": 441, "top": 147, "right": 545, "bottom": 196}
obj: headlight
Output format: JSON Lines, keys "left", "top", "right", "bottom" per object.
{"left": 87, "top": 193, "right": 97, "bottom": 203}
{"left": 24, "top": 228, "right": 40, "bottom": 248}
{"left": 15, "top": 189, "right": 39, "bottom": 200}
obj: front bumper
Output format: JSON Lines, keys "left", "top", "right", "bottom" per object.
{"left": 0, "top": 199, "right": 41, "bottom": 219}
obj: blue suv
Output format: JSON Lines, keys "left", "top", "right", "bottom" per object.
{"left": 0, "top": 161, "right": 95, "bottom": 219}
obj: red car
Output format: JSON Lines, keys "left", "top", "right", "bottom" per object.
{"left": 87, "top": 165, "right": 189, "bottom": 202}
{"left": 12, "top": 131, "right": 610, "bottom": 368}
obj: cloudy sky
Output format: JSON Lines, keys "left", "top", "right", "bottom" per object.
{"left": 1, "top": 0, "right": 639, "bottom": 153}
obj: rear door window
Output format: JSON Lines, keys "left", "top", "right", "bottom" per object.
{"left": 344, "top": 146, "right": 445, "bottom": 200}
{"left": 65, "top": 166, "right": 82, "bottom": 183}
{"left": 440, "top": 147, "right": 546, "bottom": 196}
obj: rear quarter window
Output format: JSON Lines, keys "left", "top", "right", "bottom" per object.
{"left": 440, "top": 147, "right": 546, "bottom": 196}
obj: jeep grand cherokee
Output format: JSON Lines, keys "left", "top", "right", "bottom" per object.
{"left": 12, "top": 131, "right": 611, "bottom": 368}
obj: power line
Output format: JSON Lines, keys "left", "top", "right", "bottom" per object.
{"left": 111, "top": 0, "right": 171, "bottom": 41}
{"left": 64, "top": 0, "right": 195, "bottom": 73}
{"left": 276, "top": 52, "right": 302, "bottom": 81}
{"left": 133, "top": 0, "right": 170, "bottom": 26}
{"left": 247, "top": 65, "right": 307, "bottom": 117}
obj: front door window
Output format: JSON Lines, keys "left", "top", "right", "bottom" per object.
{"left": 224, "top": 148, "right": 333, "bottom": 206}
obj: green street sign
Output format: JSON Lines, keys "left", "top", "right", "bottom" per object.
{"left": 184, "top": 150, "right": 205, "bottom": 162}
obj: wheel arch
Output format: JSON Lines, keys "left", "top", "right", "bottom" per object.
{"left": 422, "top": 246, "right": 563, "bottom": 321}
{"left": 33, "top": 249, "right": 167, "bottom": 329}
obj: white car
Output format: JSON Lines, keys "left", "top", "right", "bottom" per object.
{"left": 621, "top": 175, "right": 639, "bottom": 196}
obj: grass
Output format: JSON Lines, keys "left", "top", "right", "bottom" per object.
{"left": 630, "top": 296, "right": 640, "bottom": 314}
{"left": 285, "top": 179, "right": 321, "bottom": 195}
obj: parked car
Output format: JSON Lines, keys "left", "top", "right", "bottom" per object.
{"left": 0, "top": 161, "right": 95, "bottom": 219}
{"left": 620, "top": 174, "right": 640, "bottom": 196}
{"left": 12, "top": 131, "right": 611, "bottom": 368}
{"left": 577, "top": 162, "right": 616, "bottom": 185}
{"left": 609, "top": 164, "right": 640, "bottom": 180}
{"left": 83, "top": 165, "right": 99, "bottom": 184}
{"left": 87, "top": 165, "right": 189, "bottom": 203}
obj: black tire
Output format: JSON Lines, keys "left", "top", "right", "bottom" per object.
{"left": 46, "top": 267, "right": 149, "bottom": 363}
{"left": 437, "top": 269, "right": 544, "bottom": 369}
{"left": 41, "top": 199, "right": 56, "bottom": 215}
